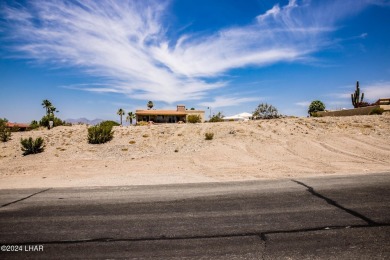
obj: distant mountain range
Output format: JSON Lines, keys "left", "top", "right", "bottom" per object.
{"left": 64, "top": 118, "right": 105, "bottom": 125}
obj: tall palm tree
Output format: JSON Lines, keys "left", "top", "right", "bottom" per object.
{"left": 48, "top": 106, "right": 58, "bottom": 116}
{"left": 42, "top": 99, "right": 52, "bottom": 116}
{"left": 126, "top": 112, "right": 135, "bottom": 126}
{"left": 147, "top": 101, "right": 154, "bottom": 110}
{"left": 117, "top": 108, "right": 125, "bottom": 126}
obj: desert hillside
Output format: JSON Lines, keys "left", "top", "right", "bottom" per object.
{"left": 0, "top": 115, "right": 389, "bottom": 188}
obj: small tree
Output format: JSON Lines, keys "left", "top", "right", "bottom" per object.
{"left": 147, "top": 101, "right": 154, "bottom": 110}
{"left": 0, "top": 118, "right": 11, "bottom": 142}
{"left": 253, "top": 103, "right": 279, "bottom": 119}
{"left": 117, "top": 108, "right": 125, "bottom": 126}
{"left": 308, "top": 100, "right": 325, "bottom": 116}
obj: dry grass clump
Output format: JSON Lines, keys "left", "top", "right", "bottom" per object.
{"left": 205, "top": 132, "right": 214, "bottom": 140}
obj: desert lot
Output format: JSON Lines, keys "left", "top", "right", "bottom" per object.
{"left": 0, "top": 115, "right": 389, "bottom": 189}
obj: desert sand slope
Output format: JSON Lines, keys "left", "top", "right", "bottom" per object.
{"left": 0, "top": 115, "right": 389, "bottom": 188}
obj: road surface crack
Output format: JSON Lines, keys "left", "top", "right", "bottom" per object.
{"left": 1, "top": 188, "right": 51, "bottom": 208}
{"left": 291, "top": 180, "right": 379, "bottom": 226}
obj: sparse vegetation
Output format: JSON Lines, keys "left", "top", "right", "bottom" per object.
{"left": 39, "top": 115, "right": 65, "bottom": 128}
{"left": 253, "top": 103, "right": 279, "bottom": 119}
{"left": 209, "top": 112, "right": 224, "bottom": 122}
{"left": 129, "top": 140, "right": 136, "bottom": 144}
{"left": 142, "top": 134, "right": 149, "bottom": 138}
{"left": 370, "top": 107, "right": 384, "bottom": 115}
{"left": 21, "top": 137, "right": 45, "bottom": 155}
{"left": 87, "top": 123, "right": 114, "bottom": 144}
{"left": 29, "top": 120, "right": 40, "bottom": 130}
{"left": 137, "top": 121, "right": 149, "bottom": 126}
{"left": 308, "top": 101, "right": 325, "bottom": 116}
{"left": 99, "top": 120, "right": 120, "bottom": 128}
{"left": 187, "top": 114, "right": 201, "bottom": 123}
{"left": 41, "top": 99, "right": 63, "bottom": 129}
{"left": 205, "top": 132, "right": 214, "bottom": 140}
{"left": 0, "top": 118, "right": 11, "bottom": 142}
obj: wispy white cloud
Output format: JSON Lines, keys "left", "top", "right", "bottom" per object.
{"left": 295, "top": 101, "right": 311, "bottom": 107}
{"left": 328, "top": 81, "right": 390, "bottom": 103}
{"left": 0, "top": 0, "right": 375, "bottom": 104}
{"left": 198, "top": 96, "right": 259, "bottom": 109}
{"left": 363, "top": 82, "right": 390, "bottom": 100}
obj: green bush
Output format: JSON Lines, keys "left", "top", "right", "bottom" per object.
{"left": 187, "top": 114, "right": 201, "bottom": 123}
{"left": 308, "top": 101, "right": 325, "bottom": 116}
{"left": 88, "top": 124, "right": 114, "bottom": 144}
{"left": 205, "top": 132, "right": 214, "bottom": 140}
{"left": 21, "top": 137, "right": 45, "bottom": 155}
{"left": 370, "top": 107, "right": 384, "bottom": 115}
{"left": 29, "top": 120, "right": 40, "bottom": 130}
{"left": 99, "top": 120, "right": 120, "bottom": 128}
{"left": 0, "top": 119, "right": 11, "bottom": 142}
{"left": 39, "top": 115, "right": 64, "bottom": 128}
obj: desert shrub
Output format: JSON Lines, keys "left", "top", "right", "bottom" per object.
{"left": 142, "top": 134, "right": 149, "bottom": 138}
{"left": 129, "top": 140, "right": 136, "bottom": 144}
{"left": 20, "top": 137, "right": 45, "bottom": 155}
{"left": 187, "top": 114, "right": 201, "bottom": 123}
{"left": 253, "top": 103, "right": 279, "bottom": 119}
{"left": 370, "top": 107, "right": 384, "bottom": 115}
{"left": 137, "top": 121, "right": 149, "bottom": 126}
{"left": 205, "top": 132, "right": 214, "bottom": 140}
{"left": 308, "top": 101, "right": 325, "bottom": 116}
{"left": 39, "top": 115, "right": 65, "bottom": 128}
{"left": 99, "top": 120, "right": 120, "bottom": 128}
{"left": 87, "top": 124, "right": 114, "bottom": 144}
{"left": 209, "top": 112, "right": 224, "bottom": 122}
{"left": 29, "top": 120, "right": 40, "bottom": 130}
{"left": 0, "top": 118, "right": 11, "bottom": 142}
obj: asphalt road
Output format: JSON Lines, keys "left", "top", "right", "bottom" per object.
{"left": 0, "top": 173, "right": 389, "bottom": 259}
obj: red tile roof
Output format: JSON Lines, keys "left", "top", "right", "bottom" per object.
{"left": 6, "top": 122, "right": 30, "bottom": 128}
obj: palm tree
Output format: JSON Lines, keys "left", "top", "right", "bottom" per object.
{"left": 147, "top": 101, "right": 154, "bottom": 110}
{"left": 48, "top": 106, "right": 58, "bottom": 116}
{"left": 42, "top": 99, "right": 52, "bottom": 116}
{"left": 117, "top": 108, "right": 125, "bottom": 126}
{"left": 126, "top": 112, "right": 135, "bottom": 126}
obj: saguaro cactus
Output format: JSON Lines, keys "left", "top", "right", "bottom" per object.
{"left": 351, "top": 81, "right": 364, "bottom": 108}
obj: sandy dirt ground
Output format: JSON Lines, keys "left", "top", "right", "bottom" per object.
{"left": 0, "top": 115, "right": 389, "bottom": 189}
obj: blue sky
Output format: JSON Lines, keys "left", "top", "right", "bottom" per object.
{"left": 1, "top": 0, "right": 390, "bottom": 123}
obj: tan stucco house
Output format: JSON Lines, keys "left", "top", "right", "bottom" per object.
{"left": 136, "top": 105, "right": 205, "bottom": 123}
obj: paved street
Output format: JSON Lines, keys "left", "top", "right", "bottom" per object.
{"left": 0, "top": 173, "right": 389, "bottom": 259}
